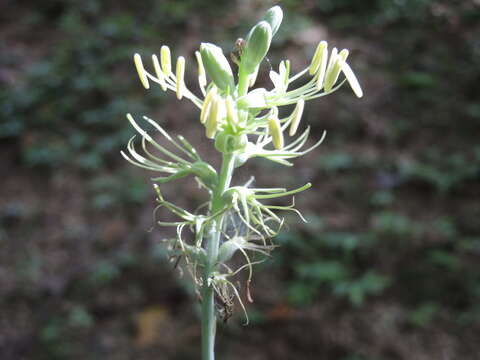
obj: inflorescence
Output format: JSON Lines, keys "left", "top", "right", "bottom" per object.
{"left": 122, "top": 5, "right": 362, "bottom": 323}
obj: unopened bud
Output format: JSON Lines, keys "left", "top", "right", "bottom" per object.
{"left": 309, "top": 41, "right": 328, "bottom": 76}
{"left": 133, "top": 53, "right": 150, "bottom": 89}
{"left": 268, "top": 114, "right": 284, "bottom": 150}
{"left": 261, "top": 6, "right": 283, "bottom": 36}
{"left": 200, "top": 43, "right": 235, "bottom": 92}
{"left": 200, "top": 86, "right": 217, "bottom": 124}
{"left": 195, "top": 50, "right": 207, "bottom": 89}
{"left": 160, "top": 45, "right": 172, "bottom": 76}
{"left": 151, "top": 54, "right": 167, "bottom": 90}
{"left": 176, "top": 56, "right": 186, "bottom": 99}
{"left": 289, "top": 98, "right": 305, "bottom": 136}
{"left": 242, "top": 21, "right": 272, "bottom": 74}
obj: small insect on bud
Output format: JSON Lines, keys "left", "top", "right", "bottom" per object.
{"left": 289, "top": 98, "right": 305, "bottom": 136}
{"left": 133, "top": 53, "right": 150, "bottom": 89}
{"left": 339, "top": 60, "right": 363, "bottom": 98}
{"left": 261, "top": 5, "right": 283, "bottom": 36}
{"left": 200, "top": 43, "right": 235, "bottom": 92}
{"left": 309, "top": 41, "right": 328, "bottom": 76}
{"left": 225, "top": 95, "right": 238, "bottom": 126}
{"left": 242, "top": 21, "right": 272, "bottom": 74}
{"left": 160, "top": 45, "right": 172, "bottom": 76}
{"left": 268, "top": 113, "right": 284, "bottom": 150}
{"left": 200, "top": 86, "right": 217, "bottom": 124}
{"left": 324, "top": 48, "right": 349, "bottom": 93}
{"left": 206, "top": 95, "right": 223, "bottom": 139}
{"left": 195, "top": 50, "right": 207, "bottom": 89}
{"left": 176, "top": 56, "right": 186, "bottom": 100}
{"left": 151, "top": 54, "right": 167, "bottom": 91}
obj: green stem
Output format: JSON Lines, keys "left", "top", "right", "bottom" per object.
{"left": 237, "top": 66, "right": 249, "bottom": 98}
{"left": 201, "top": 152, "right": 236, "bottom": 360}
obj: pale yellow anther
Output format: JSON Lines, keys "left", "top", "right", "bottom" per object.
{"left": 324, "top": 48, "right": 349, "bottom": 92}
{"left": 339, "top": 60, "right": 363, "bottom": 98}
{"left": 133, "top": 53, "right": 150, "bottom": 89}
{"left": 195, "top": 51, "right": 207, "bottom": 89}
{"left": 151, "top": 54, "right": 167, "bottom": 90}
{"left": 314, "top": 45, "right": 329, "bottom": 91}
{"left": 268, "top": 115, "right": 284, "bottom": 150}
{"left": 309, "top": 41, "right": 328, "bottom": 76}
{"left": 225, "top": 95, "right": 238, "bottom": 126}
{"left": 176, "top": 56, "right": 186, "bottom": 100}
{"left": 206, "top": 95, "right": 222, "bottom": 139}
{"left": 289, "top": 98, "right": 305, "bottom": 136}
{"left": 200, "top": 86, "right": 217, "bottom": 124}
{"left": 160, "top": 45, "right": 172, "bottom": 76}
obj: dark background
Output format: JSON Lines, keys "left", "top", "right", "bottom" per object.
{"left": 1, "top": 1, "right": 480, "bottom": 359}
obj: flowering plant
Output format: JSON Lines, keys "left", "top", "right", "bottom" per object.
{"left": 122, "top": 5, "right": 362, "bottom": 359}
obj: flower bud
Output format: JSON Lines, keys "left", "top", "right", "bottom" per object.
{"left": 195, "top": 50, "right": 207, "bottom": 89}
{"left": 261, "top": 6, "right": 283, "bottom": 36}
{"left": 324, "top": 48, "right": 349, "bottom": 92}
{"left": 242, "top": 21, "right": 272, "bottom": 74}
{"left": 133, "top": 53, "right": 150, "bottom": 89}
{"left": 289, "top": 98, "right": 305, "bottom": 136}
{"left": 151, "top": 54, "right": 167, "bottom": 90}
{"left": 309, "top": 41, "right": 328, "bottom": 76}
{"left": 160, "top": 45, "right": 172, "bottom": 76}
{"left": 200, "top": 86, "right": 217, "bottom": 124}
{"left": 268, "top": 114, "right": 284, "bottom": 150}
{"left": 175, "top": 56, "right": 186, "bottom": 100}
{"left": 200, "top": 43, "right": 235, "bottom": 92}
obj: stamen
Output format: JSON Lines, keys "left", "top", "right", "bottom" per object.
{"left": 151, "top": 54, "right": 167, "bottom": 90}
{"left": 309, "top": 41, "right": 327, "bottom": 75}
{"left": 195, "top": 51, "right": 207, "bottom": 89}
{"left": 160, "top": 45, "right": 172, "bottom": 76}
{"left": 268, "top": 114, "right": 284, "bottom": 150}
{"left": 289, "top": 98, "right": 305, "bottom": 136}
{"left": 176, "top": 56, "right": 186, "bottom": 100}
{"left": 339, "top": 60, "right": 363, "bottom": 98}
{"left": 133, "top": 53, "right": 150, "bottom": 89}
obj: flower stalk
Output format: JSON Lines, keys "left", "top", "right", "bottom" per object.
{"left": 122, "top": 5, "right": 363, "bottom": 360}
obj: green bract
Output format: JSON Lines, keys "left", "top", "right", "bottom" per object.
{"left": 214, "top": 132, "right": 248, "bottom": 154}
{"left": 241, "top": 21, "right": 272, "bottom": 74}
{"left": 200, "top": 43, "right": 235, "bottom": 92}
